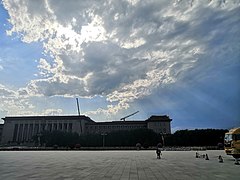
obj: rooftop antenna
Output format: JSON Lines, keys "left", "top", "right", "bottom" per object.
{"left": 76, "top": 98, "right": 82, "bottom": 134}
{"left": 76, "top": 98, "right": 81, "bottom": 116}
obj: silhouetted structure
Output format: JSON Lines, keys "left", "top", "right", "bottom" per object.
{"left": 1, "top": 115, "right": 172, "bottom": 145}
{"left": 0, "top": 124, "right": 3, "bottom": 143}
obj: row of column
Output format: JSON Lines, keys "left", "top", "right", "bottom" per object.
{"left": 12, "top": 122, "right": 73, "bottom": 142}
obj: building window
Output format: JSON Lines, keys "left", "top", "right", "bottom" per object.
{"left": 69, "top": 123, "right": 72, "bottom": 132}
{"left": 34, "top": 124, "right": 39, "bottom": 135}
{"left": 64, "top": 123, "right": 68, "bottom": 131}
{"left": 47, "top": 124, "right": 52, "bottom": 132}
{"left": 59, "top": 123, "right": 62, "bottom": 130}
{"left": 12, "top": 124, "right": 18, "bottom": 142}
{"left": 40, "top": 124, "right": 46, "bottom": 132}
{"left": 53, "top": 123, "right": 57, "bottom": 131}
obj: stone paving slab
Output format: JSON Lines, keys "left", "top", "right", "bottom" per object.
{"left": 0, "top": 150, "right": 239, "bottom": 180}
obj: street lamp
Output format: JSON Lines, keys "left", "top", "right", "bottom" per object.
{"left": 160, "top": 132, "right": 166, "bottom": 147}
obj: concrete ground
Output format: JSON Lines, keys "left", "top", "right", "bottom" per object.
{"left": 0, "top": 150, "right": 239, "bottom": 180}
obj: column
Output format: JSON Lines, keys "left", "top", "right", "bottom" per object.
{"left": 12, "top": 124, "right": 18, "bottom": 142}
{"left": 26, "top": 123, "right": 29, "bottom": 141}
{"left": 28, "top": 124, "right": 33, "bottom": 141}
{"left": 17, "top": 124, "right": 23, "bottom": 142}
{"left": 23, "top": 124, "right": 28, "bottom": 142}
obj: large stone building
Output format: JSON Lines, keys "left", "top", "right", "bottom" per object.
{"left": 1, "top": 115, "right": 172, "bottom": 144}
{"left": 0, "top": 124, "right": 3, "bottom": 143}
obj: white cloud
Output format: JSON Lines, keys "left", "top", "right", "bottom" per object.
{"left": 2, "top": 0, "right": 240, "bottom": 117}
{"left": 0, "top": 84, "right": 64, "bottom": 117}
{"left": 43, "top": 108, "right": 63, "bottom": 115}
{"left": 0, "top": 84, "right": 34, "bottom": 115}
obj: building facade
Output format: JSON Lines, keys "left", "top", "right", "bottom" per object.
{"left": 1, "top": 115, "right": 171, "bottom": 144}
{"left": 1, "top": 115, "right": 93, "bottom": 144}
{"left": 0, "top": 124, "right": 3, "bottom": 143}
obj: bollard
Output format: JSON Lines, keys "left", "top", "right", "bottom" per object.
{"left": 218, "top": 155, "right": 223, "bottom": 163}
{"left": 205, "top": 154, "right": 209, "bottom": 160}
{"left": 196, "top": 152, "right": 199, "bottom": 158}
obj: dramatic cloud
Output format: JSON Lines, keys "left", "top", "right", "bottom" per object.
{"left": 2, "top": 0, "right": 240, "bottom": 121}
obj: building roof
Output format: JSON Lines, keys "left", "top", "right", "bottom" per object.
{"left": 1, "top": 115, "right": 172, "bottom": 124}
{"left": 145, "top": 115, "right": 172, "bottom": 122}
{"left": 86, "top": 120, "right": 146, "bottom": 125}
{"left": 2, "top": 115, "right": 94, "bottom": 122}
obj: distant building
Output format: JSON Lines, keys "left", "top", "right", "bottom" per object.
{"left": 0, "top": 115, "right": 92, "bottom": 144}
{"left": 0, "top": 115, "right": 172, "bottom": 144}
{"left": 85, "top": 115, "right": 172, "bottom": 134}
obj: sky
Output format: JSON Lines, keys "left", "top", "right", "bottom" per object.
{"left": 0, "top": 0, "right": 239, "bottom": 131}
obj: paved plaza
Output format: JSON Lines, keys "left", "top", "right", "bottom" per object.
{"left": 0, "top": 150, "right": 239, "bottom": 180}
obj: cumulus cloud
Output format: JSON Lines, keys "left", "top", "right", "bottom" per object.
{"left": 2, "top": 0, "right": 240, "bottom": 117}
{"left": 0, "top": 84, "right": 64, "bottom": 117}
{"left": 0, "top": 84, "right": 33, "bottom": 115}
{"left": 0, "top": 84, "right": 16, "bottom": 97}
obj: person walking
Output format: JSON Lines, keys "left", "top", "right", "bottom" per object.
{"left": 156, "top": 147, "right": 162, "bottom": 159}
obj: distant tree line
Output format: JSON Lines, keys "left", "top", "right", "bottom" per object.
{"left": 164, "top": 129, "right": 228, "bottom": 146}
{"left": 33, "top": 128, "right": 227, "bottom": 148}
{"left": 33, "top": 129, "right": 159, "bottom": 148}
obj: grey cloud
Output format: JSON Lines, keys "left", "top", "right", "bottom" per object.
{"left": 27, "top": 77, "right": 88, "bottom": 97}
{"left": 46, "top": 0, "right": 105, "bottom": 33}
{"left": 57, "top": 41, "right": 151, "bottom": 95}
{"left": 3, "top": 0, "right": 240, "bottom": 116}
